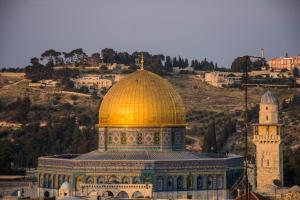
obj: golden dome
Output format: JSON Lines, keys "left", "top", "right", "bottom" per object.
{"left": 99, "top": 70, "right": 186, "bottom": 127}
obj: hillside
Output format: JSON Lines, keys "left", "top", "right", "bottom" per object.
{"left": 0, "top": 73, "right": 299, "bottom": 153}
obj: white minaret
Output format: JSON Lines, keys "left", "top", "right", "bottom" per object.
{"left": 260, "top": 48, "right": 265, "bottom": 59}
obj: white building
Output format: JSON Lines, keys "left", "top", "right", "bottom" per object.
{"left": 73, "top": 74, "right": 123, "bottom": 91}
{"left": 204, "top": 72, "right": 241, "bottom": 88}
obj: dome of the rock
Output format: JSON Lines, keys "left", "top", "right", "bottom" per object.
{"left": 99, "top": 69, "right": 186, "bottom": 127}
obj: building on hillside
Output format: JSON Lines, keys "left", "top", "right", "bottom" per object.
{"left": 172, "top": 66, "right": 194, "bottom": 74}
{"left": 0, "top": 121, "right": 22, "bottom": 129}
{"left": 36, "top": 59, "right": 244, "bottom": 200}
{"left": 106, "top": 63, "right": 129, "bottom": 71}
{"left": 72, "top": 74, "right": 123, "bottom": 92}
{"left": 204, "top": 72, "right": 241, "bottom": 88}
{"left": 252, "top": 91, "right": 283, "bottom": 195}
{"left": 268, "top": 55, "right": 300, "bottom": 71}
{"left": 29, "top": 80, "right": 59, "bottom": 88}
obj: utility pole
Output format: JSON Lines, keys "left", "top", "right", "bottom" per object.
{"left": 244, "top": 55, "right": 249, "bottom": 200}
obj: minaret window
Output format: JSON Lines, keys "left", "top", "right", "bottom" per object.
{"left": 266, "top": 106, "right": 268, "bottom": 110}
{"left": 266, "top": 115, "right": 268, "bottom": 121}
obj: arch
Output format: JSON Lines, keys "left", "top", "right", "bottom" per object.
{"left": 167, "top": 176, "right": 173, "bottom": 191}
{"left": 52, "top": 175, "right": 56, "bottom": 189}
{"left": 217, "top": 175, "right": 223, "bottom": 189}
{"left": 116, "top": 191, "right": 129, "bottom": 198}
{"left": 187, "top": 175, "right": 193, "bottom": 190}
{"left": 58, "top": 175, "right": 63, "bottom": 188}
{"left": 43, "top": 174, "right": 47, "bottom": 188}
{"left": 132, "top": 191, "right": 144, "bottom": 198}
{"left": 76, "top": 176, "right": 83, "bottom": 191}
{"left": 122, "top": 176, "right": 130, "bottom": 184}
{"left": 207, "top": 175, "right": 213, "bottom": 190}
{"left": 86, "top": 176, "right": 94, "bottom": 184}
{"left": 177, "top": 176, "right": 184, "bottom": 191}
{"left": 39, "top": 174, "right": 43, "bottom": 187}
{"left": 97, "top": 176, "right": 105, "bottom": 184}
{"left": 156, "top": 176, "right": 164, "bottom": 191}
{"left": 144, "top": 175, "right": 152, "bottom": 184}
{"left": 108, "top": 176, "right": 119, "bottom": 184}
{"left": 132, "top": 176, "right": 141, "bottom": 184}
{"left": 197, "top": 175, "right": 204, "bottom": 190}
{"left": 102, "top": 190, "right": 114, "bottom": 197}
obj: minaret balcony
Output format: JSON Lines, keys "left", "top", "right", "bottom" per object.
{"left": 253, "top": 134, "right": 281, "bottom": 143}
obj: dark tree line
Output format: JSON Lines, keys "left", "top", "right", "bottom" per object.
{"left": 22, "top": 48, "right": 222, "bottom": 79}
{"left": 202, "top": 119, "right": 236, "bottom": 153}
{"left": 0, "top": 119, "right": 97, "bottom": 172}
{"left": 231, "top": 56, "right": 268, "bottom": 72}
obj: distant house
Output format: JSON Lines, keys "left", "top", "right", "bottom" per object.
{"left": 204, "top": 72, "right": 241, "bottom": 88}
{"left": 0, "top": 121, "right": 22, "bottom": 129}
{"left": 172, "top": 66, "right": 194, "bottom": 74}
{"left": 72, "top": 74, "right": 124, "bottom": 92}
{"left": 29, "top": 80, "right": 59, "bottom": 88}
{"left": 268, "top": 55, "right": 300, "bottom": 71}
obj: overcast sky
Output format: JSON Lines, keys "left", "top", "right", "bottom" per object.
{"left": 0, "top": 0, "right": 299, "bottom": 68}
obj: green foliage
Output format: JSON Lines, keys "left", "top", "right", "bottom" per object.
{"left": 191, "top": 58, "right": 215, "bottom": 71}
{"left": 231, "top": 56, "right": 252, "bottom": 72}
{"left": 202, "top": 121, "right": 218, "bottom": 153}
{"left": 293, "top": 67, "right": 299, "bottom": 78}
{"left": 284, "top": 147, "right": 300, "bottom": 186}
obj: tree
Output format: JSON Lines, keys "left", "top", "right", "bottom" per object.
{"left": 202, "top": 121, "right": 218, "bottom": 153}
{"left": 231, "top": 56, "right": 252, "bottom": 72}
{"left": 165, "top": 56, "right": 172, "bottom": 71}
{"left": 41, "top": 49, "right": 61, "bottom": 66}
{"left": 101, "top": 48, "right": 116, "bottom": 64}
{"left": 18, "top": 97, "right": 31, "bottom": 123}
{"left": 293, "top": 67, "right": 299, "bottom": 78}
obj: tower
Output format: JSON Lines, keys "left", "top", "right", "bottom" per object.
{"left": 253, "top": 91, "right": 283, "bottom": 193}
{"left": 260, "top": 48, "right": 265, "bottom": 59}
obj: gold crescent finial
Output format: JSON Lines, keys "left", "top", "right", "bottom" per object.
{"left": 140, "top": 53, "right": 144, "bottom": 70}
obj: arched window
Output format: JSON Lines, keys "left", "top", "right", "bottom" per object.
{"left": 76, "top": 176, "right": 83, "bottom": 191}
{"left": 121, "top": 132, "right": 127, "bottom": 144}
{"left": 137, "top": 133, "right": 143, "bottom": 144}
{"left": 144, "top": 176, "right": 152, "bottom": 184}
{"left": 266, "top": 106, "right": 268, "bottom": 110}
{"left": 116, "top": 191, "right": 129, "bottom": 198}
{"left": 187, "top": 175, "right": 193, "bottom": 190}
{"left": 86, "top": 176, "right": 94, "bottom": 184}
{"left": 122, "top": 176, "right": 130, "bottom": 184}
{"left": 97, "top": 176, "right": 105, "bottom": 184}
{"left": 217, "top": 175, "right": 223, "bottom": 189}
{"left": 167, "top": 177, "right": 173, "bottom": 191}
{"left": 154, "top": 132, "right": 160, "bottom": 145}
{"left": 266, "top": 115, "right": 269, "bottom": 121}
{"left": 108, "top": 176, "right": 119, "bottom": 184}
{"left": 197, "top": 176, "right": 203, "bottom": 190}
{"left": 156, "top": 177, "right": 163, "bottom": 191}
{"left": 177, "top": 176, "right": 184, "bottom": 191}
{"left": 207, "top": 175, "right": 213, "bottom": 190}
{"left": 132, "top": 177, "right": 141, "bottom": 184}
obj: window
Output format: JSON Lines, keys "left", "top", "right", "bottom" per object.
{"left": 187, "top": 176, "right": 193, "bottom": 190}
{"left": 167, "top": 177, "right": 173, "bottom": 191}
{"left": 154, "top": 132, "right": 160, "bottom": 145}
{"left": 137, "top": 133, "right": 143, "bottom": 144}
{"left": 177, "top": 176, "right": 184, "bottom": 191}
{"left": 266, "top": 106, "right": 268, "bottom": 110}
{"left": 197, "top": 176, "right": 203, "bottom": 190}
{"left": 266, "top": 115, "right": 268, "bottom": 121}
{"left": 121, "top": 132, "right": 127, "bottom": 144}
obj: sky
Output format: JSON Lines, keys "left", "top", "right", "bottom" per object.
{"left": 0, "top": 0, "right": 300, "bottom": 68}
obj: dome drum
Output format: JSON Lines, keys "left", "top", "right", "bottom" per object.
{"left": 98, "top": 127, "right": 185, "bottom": 152}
